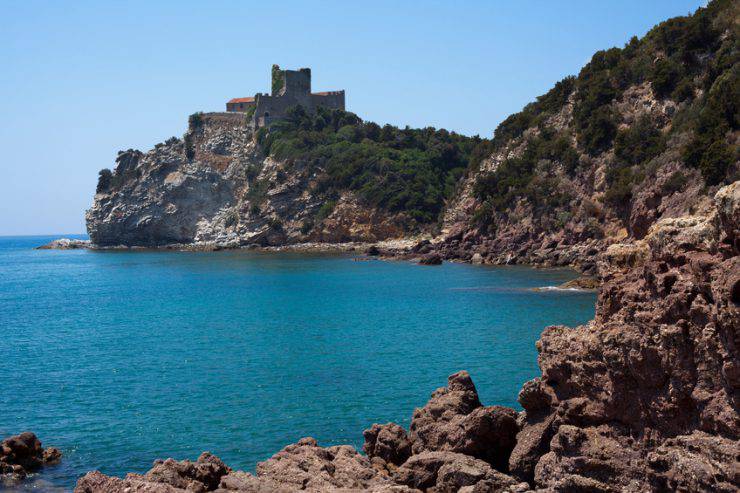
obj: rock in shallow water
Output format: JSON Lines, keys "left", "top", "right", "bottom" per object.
{"left": 418, "top": 253, "right": 443, "bottom": 265}
{"left": 0, "top": 432, "right": 61, "bottom": 483}
{"left": 36, "top": 238, "right": 91, "bottom": 249}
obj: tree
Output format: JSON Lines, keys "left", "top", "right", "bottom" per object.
{"left": 96, "top": 169, "right": 113, "bottom": 193}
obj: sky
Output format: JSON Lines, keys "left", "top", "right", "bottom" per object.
{"left": 0, "top": 0, "right": 706, "bottom": 235}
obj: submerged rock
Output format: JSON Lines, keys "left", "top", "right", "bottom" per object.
{"left": 418, "top": 253, "right": 443, "bottom": 265}
{"left": 393, "top": 451, "right": 520, "bottom": 491}
{"left": 556, "top": 276, "right": 599, "bottom": 290}
{"left": 36, "top": 238, "right": 91, "bottom": 249}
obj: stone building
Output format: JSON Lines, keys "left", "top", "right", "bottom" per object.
{"left": 226, "top": 65, "right": 345, "bottom": 127}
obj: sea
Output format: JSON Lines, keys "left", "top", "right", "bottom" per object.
{"left": 0, "top": 235, "right": 596, "bottom": 491}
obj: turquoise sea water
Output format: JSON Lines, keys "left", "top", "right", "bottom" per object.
{"left": 0, "top": 235, "right": 596, "bottom": 491}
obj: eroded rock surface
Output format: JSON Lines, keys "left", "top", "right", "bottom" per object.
{"left": 86, "top": 113, "right": 410, "bottom": 249}
{"left": 408, "top": 371, "right": 519, "bottom": 473}
{"left": 510, "top": 182, "right": 740, "bottom": 491}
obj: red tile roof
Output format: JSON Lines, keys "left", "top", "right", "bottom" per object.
{"left": 227, "top": 97, "right": 255, "bottom": 104}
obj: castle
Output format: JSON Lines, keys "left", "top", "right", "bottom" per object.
{"left": 226, "top": 65, "right": 345, "bottom": 127}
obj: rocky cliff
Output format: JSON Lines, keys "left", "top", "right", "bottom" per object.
{"left": 75, "top": 180, "right": 739, "bottom": 492}
{"left": 436, "top": 0, "right": 737, "bottom": 273}
{"left": 86, "top": 112, "right": 415, "bottom": 248}
{"left": 86, "top": 2, "right": 737, "bottom": 268}
{"left": 86, "top": 104, "right": 488, "bottom": 249}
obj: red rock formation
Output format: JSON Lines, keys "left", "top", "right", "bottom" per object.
{"left": 0, "top": 432, "right": 61, "bottom": 482}
{"left": 510, "top": 182, "right": 739, "bottom": 491}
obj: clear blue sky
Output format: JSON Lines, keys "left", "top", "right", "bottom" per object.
{"left": 0, "top": 0, "right": 705, "bottom": 235}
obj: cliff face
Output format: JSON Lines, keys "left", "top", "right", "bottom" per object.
{"left": 509, "top": 181, "right": 739, "bottom": 491}
{"left": 86, "top": 113, "right": 408, "bottom": 248}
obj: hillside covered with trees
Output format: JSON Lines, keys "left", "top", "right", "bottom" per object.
{"left": 437, "top": 0, "right": 738, "bottom": 269}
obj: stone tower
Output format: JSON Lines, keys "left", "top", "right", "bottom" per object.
{"left": 226, "top": 65, "right": 345, "bottom": 127}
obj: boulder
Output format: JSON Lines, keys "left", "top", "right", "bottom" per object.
{"left": 418, "top": 253, "right": 443, "bottom": 265}
{"left": 0, "top": 432, "right": 61, "bottom": 481}
{"left": 143, "top": 452, "right": 230, "bottom": 490}
{"left": 254, "top": 437, "right": 385, "bottom": 491}
{"left": 363, "top": 423, "right": 412, "bottom": 466}
{"left": 409, "top": 371, "right": 519, "bottom": 472}
{"left": 393, "top": 451, "right": 519, "bottom": 491}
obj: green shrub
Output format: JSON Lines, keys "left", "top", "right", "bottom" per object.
{"left": 699, "top": 140, "right": 734, "bottom": 185}
{"left": 577, "top": 107, "right": 618, "bottom": 156}
{"left": 271, "top": 65, "right": 284, "bottom": 94}
{"left": 256, "top": 106, "right": 484, "bottom": 227}
{"left": 662, "top": 171, "right": 688, "bottom": 194}
{"left": 681, "top": 64, "right": 738, "bottom": 185}
{"left": 96, "top": 168, "right": 113, "bottom": 193}
{"left": 651, "top": 59, "right": 681, "bottom": 98}
{"left": 671, "top": 78, "right": 695, "bottom": 102}
{"left": 604, "top": 166, "right": 638, "bottom": 206}
{"left": 300, "top": 220, "right": 313, "bottom": 234}
{"left": 614, "top": 115, "right": 666, "bottom": 166}
{"left": 188, "top": 112, "right": 203, "bottom": 128}
{"left": 245, "top": 105, "right": 256, "bottom": 121}
{"left": 316, "top": 200, "right": 336, "bottom": 222}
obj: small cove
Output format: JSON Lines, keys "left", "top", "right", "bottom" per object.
{"left": 0, "top": 236, "right": 596, "bottom": 490}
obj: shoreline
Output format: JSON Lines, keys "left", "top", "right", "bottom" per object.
{"left": 12, "top": 182, "right": 740, "bottom": 492}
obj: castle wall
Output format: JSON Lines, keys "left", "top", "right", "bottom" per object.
{"left": 253, "top": 92, "right": 310, "bottom": 122}
{"left": 228, "top": 66, "right": 345, "bottom": 126}
{"left": 310, "top": 91, "right": 345, "bottom": 111}
{"left": 226, "top": 101, "right": 256, "bottom": 112}
{"left": 280, "top": 69, "right": 311, "bottom": 96}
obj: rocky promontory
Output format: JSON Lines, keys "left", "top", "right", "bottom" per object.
{"left": 74, "top": 181, "right": 739, "bottom": 492}
{"left": 84, "top": 111, "right": 471, "bottom": 250}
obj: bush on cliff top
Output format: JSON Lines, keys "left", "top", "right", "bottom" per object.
{"left": 96, "top": 169, "right": 113, "bottom": 193}
{"left": 257, "top": 105, "right": 489, "bottom": 225}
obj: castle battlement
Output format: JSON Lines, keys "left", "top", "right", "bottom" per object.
{"left": 226, "top": 65, "right": 345, "bottom": 127}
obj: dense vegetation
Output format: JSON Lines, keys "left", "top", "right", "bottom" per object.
{"left": 256, "top": 105, "right": 489, "bottom": 225}
{"left": 473, "top": 129, "right": 578, "bottom": 214}
{"left": 474, "top": 0, "right": 738, "bottom": 223}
